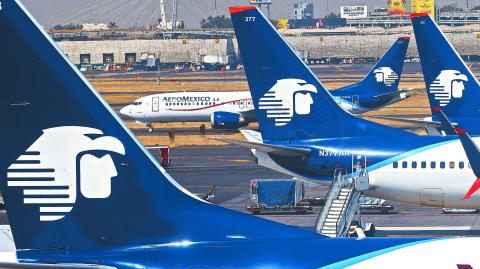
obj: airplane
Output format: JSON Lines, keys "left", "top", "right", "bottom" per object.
{"left": 220, "top": 6, "right": 480, "bottom": 209}
{"left": 119, "top": 37, "right": 412, "bottom": 131}
{"left": 120, "top": 91, "right": 256, "bottom": 131}
{"left": 371, "top": 12, "right": 480, "bottom": 136}
{"left": 2, "top": 1, "right": 480, "bottom": 267}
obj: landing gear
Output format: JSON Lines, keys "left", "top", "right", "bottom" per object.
{"left": 147, "top": 123, "right": 153, "bottom": 133}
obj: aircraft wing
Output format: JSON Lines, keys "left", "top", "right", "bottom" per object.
{"left": 216, "top": 138, "right": 310, "bottom": 157}
{"left": 434, "top": 107, "right": 480, "bottom": 199}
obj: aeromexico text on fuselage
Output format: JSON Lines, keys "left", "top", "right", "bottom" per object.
{"left": 163, "top": 96, "right": 213, "bottom": 103}
{"left": 122, "top": 91, "right": 390, "bottom": 122}
{"left": 269, "top": 135, "right": 454, "bottom": 180}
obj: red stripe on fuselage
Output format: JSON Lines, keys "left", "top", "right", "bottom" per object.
{"left": 166, "top": 98, "right": 253, "bottom": 112}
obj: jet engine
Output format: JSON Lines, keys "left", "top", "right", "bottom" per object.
{"left": 210, "top": 111, "right": 248, "bottom": 129}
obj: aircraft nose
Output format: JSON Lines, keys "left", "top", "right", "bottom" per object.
{"left": 119, "top": 106, "right": 131, "bottom": 116}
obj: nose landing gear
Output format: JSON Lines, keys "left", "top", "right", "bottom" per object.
{"left": 147, "top": 123, "right": 153, "bottom": 133}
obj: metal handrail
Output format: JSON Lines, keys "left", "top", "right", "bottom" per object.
{"left": 335, "top": 168, "right": 367, "bottom": 237}
{"left": 335, "top": 180, "right": 354, "bottom": 236}
{"left": 315, "top": 168, "right": 347, "bottom": 234}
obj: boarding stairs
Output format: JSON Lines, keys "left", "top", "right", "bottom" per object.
{"left": 315, "top": 168, "right": 369, "bottom": 237}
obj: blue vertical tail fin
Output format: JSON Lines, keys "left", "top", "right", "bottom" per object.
{"left": 336, "top": 36, "right": 410, "bottom": 96}
{"left": 230, "top": 6, "right": 409, "bottom": 141}
{"left": 412, "top": 13, "right": 480, "bottom": 118}
{"left": 0, "top": 0, "right": 314, "bottom": 251}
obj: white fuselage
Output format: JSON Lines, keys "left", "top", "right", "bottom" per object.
{"left": 367, "top": 138, "right": 480, "bottom": 209}
{"left": 120, "top": 91, "right": 397, "bottom": 124}
{"left": 243, "top": 130, "right": 480, "bottom": 209}
{"left": 120, "top": 92, "right": 253, "bottom": 123}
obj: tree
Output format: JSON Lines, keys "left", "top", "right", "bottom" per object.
{"left": 439, "top": 4, "right": 463, "bottom": 12}
{"left": 322, "top": 13, "right": 346, "bottom": 28}
{"left": 200, "top": 15, "right": 233, "bottom": 29}
{"left": 51, "top": 23, "right": 82, "bottom": 31}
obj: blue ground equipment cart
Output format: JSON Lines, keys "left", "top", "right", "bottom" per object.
{"left": 247, "top": 179, "right": 312, "bottom": 214}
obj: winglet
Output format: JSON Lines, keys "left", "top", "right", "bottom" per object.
{"left": 464, "top": 178, "right": 480, "bottom": 200}
{"left": 230, "top": 6, "right": 256, "bottom": 15}
{"left": 455, "top": 127, "right": 467, "bottom": 135}
{"left": 435, "top": 108, "right": 480, "bottom": 200}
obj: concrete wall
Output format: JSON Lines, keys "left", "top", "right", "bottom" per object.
{"left": 58, "top": 33, "right": 480, "bottom": 65}
{"left": 59, "top": 38, "right": 230, "bottom": 64}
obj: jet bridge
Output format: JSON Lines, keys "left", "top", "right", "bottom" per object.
{"left": 315, "top": 168, "right": 370, "bottom": 237}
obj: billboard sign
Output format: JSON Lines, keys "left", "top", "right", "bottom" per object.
{"left": 388, "top": 0, "right": 407, "bottom": 15}
{"left": 412, "top": 0, "right": 435, "bottom": 19}
{"left": 340, "top": 6, "right": 368, "bottom": 19}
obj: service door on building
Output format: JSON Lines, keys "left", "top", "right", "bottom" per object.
{"left": 152, "top": 97, "right": 160, "bottom": 112}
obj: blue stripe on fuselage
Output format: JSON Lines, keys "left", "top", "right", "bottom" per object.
{"left": 267, "top": 136, "right": 458, "bottom": 181}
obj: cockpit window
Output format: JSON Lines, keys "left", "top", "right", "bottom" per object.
{"left": 133, "top": 102, "right": 143, "bottom": 106}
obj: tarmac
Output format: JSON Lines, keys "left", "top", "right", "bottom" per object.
{"left": 1, "top": 64, "right": 480, "bottom": 249}
{"left": 163, "top": 145, "right": 480, "bottom": 237}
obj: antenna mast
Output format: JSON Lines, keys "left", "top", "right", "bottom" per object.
{"left": 159, "top": 0, "right": 167, "bottom": 30}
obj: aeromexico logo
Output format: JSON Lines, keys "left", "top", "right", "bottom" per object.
{"left": 258, "top": 79, "right": 317, "bottom": 126}
{"left": 374, "top": 67, "right": 398, "bottom": 86}
{"left": 7, "top": 127, "right": 125, "bottom": 221}
{"left": 429, "top": 70, "right": 468, "bottom": 106}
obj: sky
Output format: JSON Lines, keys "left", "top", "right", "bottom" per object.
{"left": 21, "top": 0, "right": 480, "bottom": 29}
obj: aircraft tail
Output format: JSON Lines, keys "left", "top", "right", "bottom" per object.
{"left": 0, "top": 0, "right": 315, "bottom": 251}
{"left": 412, "top": 13, "right": 480, "bottom": 118}
{"left": 230, "top": 6, "right": 408, "bottom": 141}
{"left": 336, "top": 36, "right": 410, "bottom": 95}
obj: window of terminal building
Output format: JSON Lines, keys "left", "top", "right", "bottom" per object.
{"left": 125, "top": 53, "right": 136, "bottom": 63}
{"left": 103, "top": 53, "right": 114, "bottom": 64}
{"left": 80, "top": 54, "right": 91, "bottom": 64}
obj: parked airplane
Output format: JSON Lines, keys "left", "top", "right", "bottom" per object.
{"left": 372, "top": 13, "right": 480, "bottom": 136}
{"left": 3, "top": 2, "right": 480, "bottom": 267}
{"left": 222, "top": 7, "right": 480, "bottom": 209}
{"left": 119, "top": 37, "right": 411, "bottom": 131}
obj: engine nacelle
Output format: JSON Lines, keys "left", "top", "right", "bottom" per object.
{"left": 210, "top": 111, "right": 248, "bottom": 129}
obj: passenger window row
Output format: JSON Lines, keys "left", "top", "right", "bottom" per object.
{"left": 393, "top": 161, "right": 471, "bottom": 169}
{"left": 165, "top": 102, "right": 215, "bottom": 107}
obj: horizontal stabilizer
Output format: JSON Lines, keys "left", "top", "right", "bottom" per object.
{"left": 373, "top": 91, "right": 402, "bottom": 99}
{"left": 216, "top": 137, "right": 310, "bottom": 157}
{"left": 239, "top": 129, "right": 263, "bottom": 143}
{"left": 367, "top": 115, "right": 444, "bottom": 127}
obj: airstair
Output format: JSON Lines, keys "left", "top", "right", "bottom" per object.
{"left": 315, "top": 168, "right": 369, "bottom": 237}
